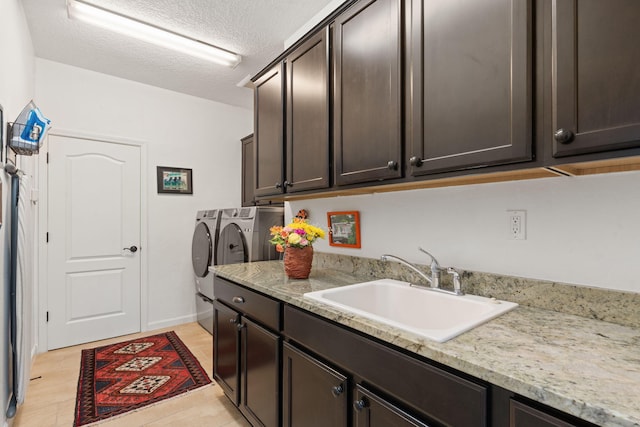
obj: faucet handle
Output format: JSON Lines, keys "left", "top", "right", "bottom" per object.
{"left": 445, "top": 267, "right": 464, "bottom": 295}
{"left": 418, "top": 247, "right": 440, "bottom": 269}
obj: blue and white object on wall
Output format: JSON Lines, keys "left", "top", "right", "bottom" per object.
{"left": 9, "top": 101, "right": 51, "bottom": 155}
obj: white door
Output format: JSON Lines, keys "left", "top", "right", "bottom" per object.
{"left": 47, "top": 135, "right": 141, "bottom": 349}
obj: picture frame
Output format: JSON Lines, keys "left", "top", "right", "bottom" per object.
{"left": 156, "top": 166, "right": 193, "bottom": 194}
{"left": 327, "top": 211, "right": 361, "bottom": 248}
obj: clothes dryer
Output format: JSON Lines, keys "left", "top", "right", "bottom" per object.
{"left": 217, "top": 206, "right": 283, "bottom": 265}
{"left": 192, "top": 209, "right": 220, "bottom": 334}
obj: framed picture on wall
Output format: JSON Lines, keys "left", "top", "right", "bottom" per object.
{"left": 327, "top": 211, "right": 361, "bottom": 248}
{"left": 156, "top": 166, "right": 193, "bottom": 194}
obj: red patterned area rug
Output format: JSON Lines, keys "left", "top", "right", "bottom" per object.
{"left": 74, "top": 331, "right": 211, "bottom": 426}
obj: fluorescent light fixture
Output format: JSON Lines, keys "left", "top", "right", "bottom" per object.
{"left": 67, "top": 0, "right": 242, "bottom": 67}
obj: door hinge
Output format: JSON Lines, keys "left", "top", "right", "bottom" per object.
{"left": 46, "top": 232, "right": 49, "bottom": 243}
{"left": 46, "top": 152, "right": 49, "bottom": 164}
{"left": 46, "top": 311, "right": 49, "bottom": 322}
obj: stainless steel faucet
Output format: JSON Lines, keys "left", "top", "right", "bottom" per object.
{"left": 418, "top": 247, "right": 442, "bottom": 289}
{"left": 380, "top": 253, "right": 434, "bottom": 286}
{"left": 380, "top": 247, "right": 464, "bottom": 296}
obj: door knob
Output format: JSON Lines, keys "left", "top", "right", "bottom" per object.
{"left": 331, "top": 385, "right": 344, "bottom": 397}
{"left": 353, "top": 399, "right": 368, "bottom": 411}
{"left": 387, "top": 160, "right": 398, "bottom": 170}
{"left": 275, "top": 182, "right": 282, "bottom": 189}
{"left": 554, "top": 128, "right": 574, "bottom": 144}
{"left": 123, "top": 245, "right": 138, "bottom": 253}
{"left": 409, "top": 156, "right": 423, "bottom": 167}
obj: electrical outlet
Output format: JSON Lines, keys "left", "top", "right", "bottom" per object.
{"left": 507, "top": 210, "right": 526, "bottom": 240}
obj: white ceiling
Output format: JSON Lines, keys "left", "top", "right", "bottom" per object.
{"left": 21, "top": 0, "right": 337, "bottom": 110}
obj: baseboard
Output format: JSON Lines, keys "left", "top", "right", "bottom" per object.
{"left": 146, "top": 313, "right": 197, "bottom": 331}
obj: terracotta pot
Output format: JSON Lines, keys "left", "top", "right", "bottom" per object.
{"left": 284, "top": 246, "right": 314, "bottom": 279}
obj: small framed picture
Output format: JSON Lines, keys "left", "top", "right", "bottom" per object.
{"left": 156, "top": 166, "right": 193, "bottom": 194}
{"left": 327, "top": 211, "right": 361, "bottom": 248}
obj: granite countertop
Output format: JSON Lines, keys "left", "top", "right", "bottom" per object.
{"left": 210, "top": 261, "right": 640, "bottom": 427}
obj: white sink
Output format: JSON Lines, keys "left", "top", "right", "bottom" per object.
{"left": 304, "top": 279, "right": 518, "bottom": 343}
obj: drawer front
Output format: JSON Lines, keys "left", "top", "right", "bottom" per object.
{"left": 215, "top": 277, "right": 281, "bottom": 331}
{"left": 510, "top": 400, "right": 582, "bottom": 427}
{"left": 285, "top": 305, "right": 487, "bottom": 427}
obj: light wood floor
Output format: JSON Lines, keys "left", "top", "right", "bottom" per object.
{"left": 12, "top": 322, "right": 251, "bottom": 427}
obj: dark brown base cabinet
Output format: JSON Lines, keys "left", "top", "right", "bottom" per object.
{"left": 213, "top": 300, "right": 240, "bottom": 403}
{"left": 284, "top": 305, "right": 486, "bottom": 427}
{"left": 282, "top": 342, "right": 429, "bottom": 427}
{"left": 510, "top": 400, "right": 578, "bottom": 427}
{"left": 213, "top": 279, "right": 282, "bottom": 427}
{"left": 215, "top": 277, "right": 599, "bottom": 427}
{"left": 282, "top": 342, "right": 348, "bottom": 427}
{"left": 353, "top": 385, "right": 429, "bottom": 427}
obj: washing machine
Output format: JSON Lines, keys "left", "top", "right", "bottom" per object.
{"left": 217, "top": 206, "right": 284, "bottom": 265}
{"left": 192, "top": 209, "right": 221, "bottom": 334}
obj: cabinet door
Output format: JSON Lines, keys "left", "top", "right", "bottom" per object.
{"left": 213, "top": 300, "right": 240, "bottom": 405}
{"left": 353, "top": 385, "right": 429, "bottom": 427}
{"left": 409, "top": 0, "right": 532, "bottom": 175}
{"left": 552, "top": 0, "right": 640, "bottom": 157}
{"left": 254, "top": 63, "right": 285, "bottom": 197}
{"left": 334, "top": 0, "right": 403, "bottom": 185}
{"left": 282, "top": 342, "right": 348, "bottom": 427}
{"left": 240, "top": 317, "right": 281, "bottom": 427}
{"left": 510, "top": 400, "right": 576, "bottom": 427}
{"left": 241, "top": 134, "right": 255, "bottom": 207}
{"left": 286, "top": 28, "right": 331, "bottom": 193}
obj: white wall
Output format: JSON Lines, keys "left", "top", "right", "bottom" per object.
{"left": 0, "top": 0, "right": 35, "bottom": 424}
{"left": 35, "top": 59, "right": 253, "bottom": 335}
{"left": 289, "top": 170, "right": 640, "bottom": 293}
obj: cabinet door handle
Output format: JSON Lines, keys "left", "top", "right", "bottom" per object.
{"left": 554, "top": 128, "right": 574, "bottom": 144}
{"left": 409, "top": 156, "right": 423, "bottom": 167}
{"left": 283, "top": 180, "right": 293, "bottom": 187}
{"left": 353, "top": 398, "right": 368, "bottom": 411}
{"left": 232, "top": 296, "right": 245, "bottom": 304}
{"left": 236, "top": 323, "right": 245, "bottom": 331}
{"left": 331, "top": 385, "right": 344, "bottom": 397}
{"left": 275, "top": 182, "right": 282, "bottom": 189}
{"left": 229, "top": 318, "right": 237, "bottom": 324}
{"left": 387, "top": 160, "right": 398, "bottom": 170}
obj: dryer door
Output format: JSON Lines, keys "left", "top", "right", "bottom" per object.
{"left": 217, "top": 223, "right": 248, "bottom": 265}
{"left": 192, "top": 222, "right": 212, "bottom": 277}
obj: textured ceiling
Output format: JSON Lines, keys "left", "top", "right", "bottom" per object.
{"left": 21, "top": 0, "right": 337, "bottom": 109}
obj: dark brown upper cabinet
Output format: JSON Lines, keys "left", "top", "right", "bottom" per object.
{"left": 241, "top": 134, "right": 255, "bottom": 207}
{"left": 286, "top": 27, "right": 331, "bottom": 193}
{"left": 551, "top": 0, "right": 640, "bottom": 158}
{"left": 334, "top": 0, "right": 403, "bottom": 185}
{"left": 408, "top": 0, "right": 533, "bottom": 176}
{"left": 254, "top": 63, "right": 285, "bottom": 198}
